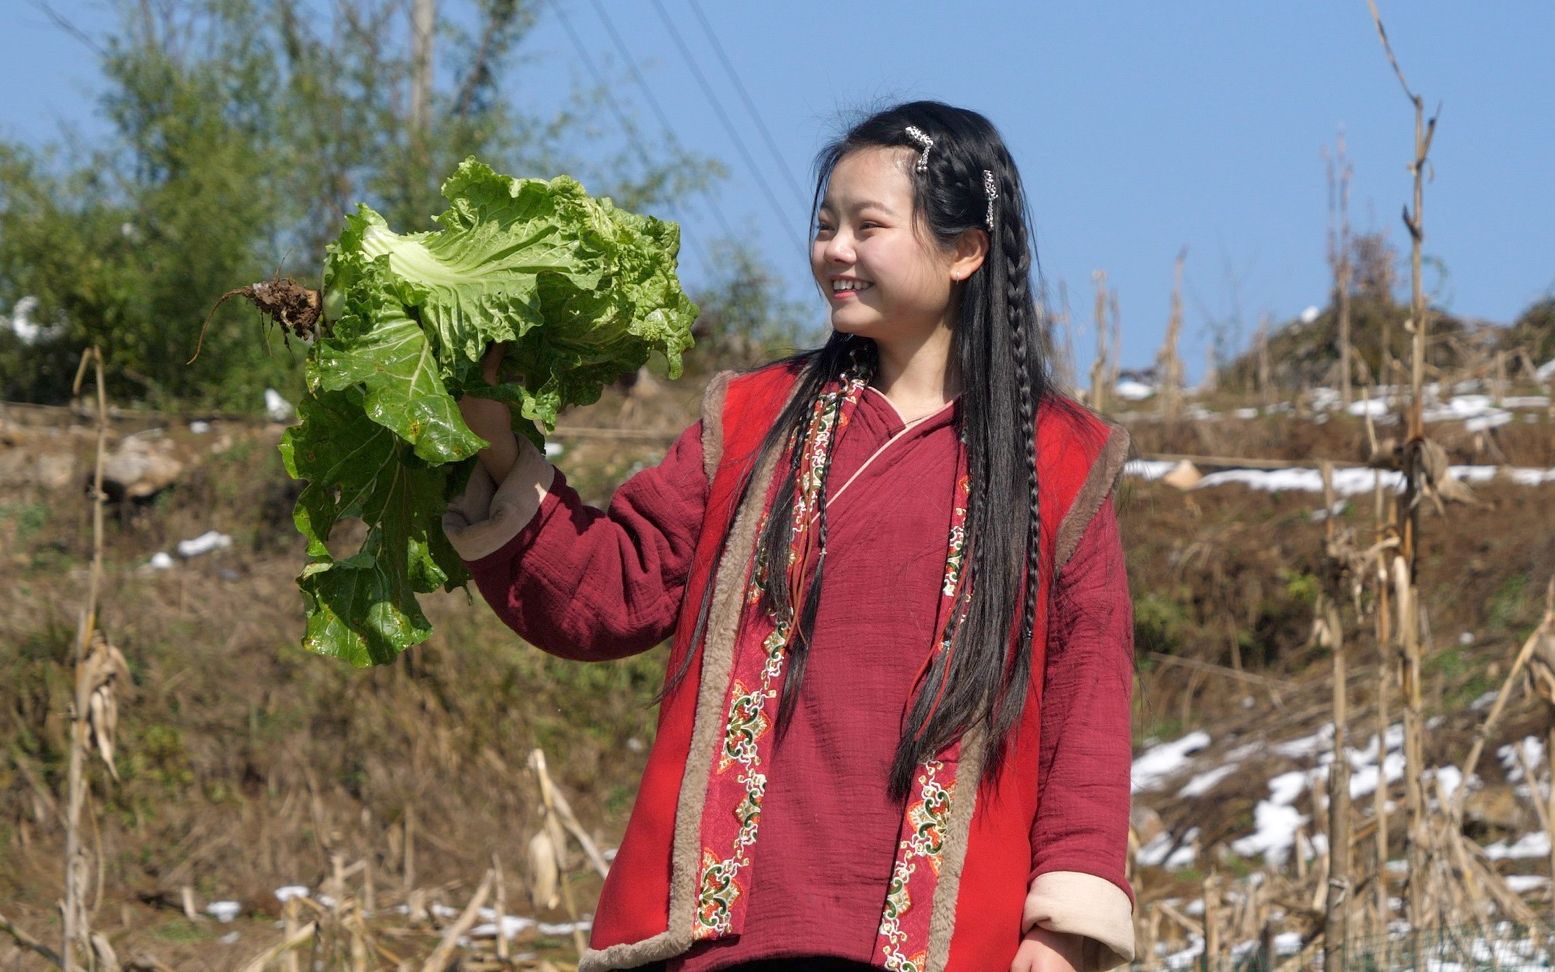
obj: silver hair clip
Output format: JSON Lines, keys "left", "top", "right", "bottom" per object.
{"left": 982, "top": 170, "right": 998, "bottom": 230}
{"left": 905, "top": 126, "right": 934, "bottom": 173}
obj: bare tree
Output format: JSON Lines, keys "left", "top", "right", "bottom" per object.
{"left": 1367, "top": 2, "right": 1441, "bottom": 962}
{"left": 1326, "top": 131, "right": 1355, "bottom": 407}
{"left": 1157, "top": 248, "right": 1188, "bottom": 419}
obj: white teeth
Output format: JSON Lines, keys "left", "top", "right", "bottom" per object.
{"left": 832, "top": 280, "right": 870, "bottom": 292}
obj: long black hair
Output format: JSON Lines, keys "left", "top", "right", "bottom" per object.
{"left": 675, "top": 101, "right": 1086, "bottom": 799}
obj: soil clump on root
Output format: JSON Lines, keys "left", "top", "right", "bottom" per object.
{"left": 190, "top": 277, "right": 324, "bottom": 363}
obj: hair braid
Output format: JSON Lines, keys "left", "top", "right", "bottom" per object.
{"left": 999, "top": 173, "right": 1043, "bottom": 663}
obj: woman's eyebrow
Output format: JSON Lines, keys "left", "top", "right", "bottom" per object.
{"left": 820, "top": 198, "right": 898, "bottom": 216}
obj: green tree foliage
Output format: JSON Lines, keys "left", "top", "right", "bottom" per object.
{"left": 684, "top": 243, "right": 815, "bottom": 375}
{"left": 0, "top": 0, "right": 725, "bottom": 410}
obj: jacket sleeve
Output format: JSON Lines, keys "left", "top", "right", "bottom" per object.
{"left": 442, "top": 419, "right": 710, "bottom": 661}
{"left": 1024, "top": 496, "right": 1136, "bottom": 971}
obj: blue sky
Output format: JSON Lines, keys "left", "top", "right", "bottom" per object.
{"left": 4, "top": 1, "right": 1553, "bottom": 378}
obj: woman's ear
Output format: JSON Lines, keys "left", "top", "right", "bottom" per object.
{"left": 948, "top": 228, "right": 989, "bottom": 282}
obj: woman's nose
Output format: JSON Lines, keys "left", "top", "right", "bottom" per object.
{"left": 821, "top": 231, "right": 854, "bottom": 264}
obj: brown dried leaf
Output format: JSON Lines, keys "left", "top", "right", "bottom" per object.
{"left": 526, "top": 830, "right": 559, "bottom": 911}
{"left": 82, "top": 630, "right": 129, "bottom": 779}
{"left": 1414, "top": 436, "right": 1476, "bottom": 511}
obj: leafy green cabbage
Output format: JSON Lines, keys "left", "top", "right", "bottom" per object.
{"left": 279, "top": 159, "right": 696, "bottom": 666}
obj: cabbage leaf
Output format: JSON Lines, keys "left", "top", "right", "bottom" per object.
{"left": 281, "top": 159, "right": 696, "bottom": 666}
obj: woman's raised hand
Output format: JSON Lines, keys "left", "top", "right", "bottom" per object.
{"left": 457, "top": 342, "right": 523, "bottom": 482}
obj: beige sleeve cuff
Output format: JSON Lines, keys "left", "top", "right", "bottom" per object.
{"left": 1023, "top": 871, "right": 1136, "bottom": 971}
{"left": 442, "top": 451, "right": 557, "bottom": 562}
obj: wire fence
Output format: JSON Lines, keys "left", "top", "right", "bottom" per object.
{"left": 1339, "top": 924, "right": 1553, "bottom": 972}
{"left": 1154, "top": 922, "right": 1555, "bottom": 971}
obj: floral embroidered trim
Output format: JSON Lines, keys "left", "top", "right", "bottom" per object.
{"left": 692, "top": 367, "right": 869, "bottom": 939}
{"left": 879, "top": 758, "right": 955, "bottom": 972}
{"left": 876, "top": 464, "right": 973, "bottom": 969}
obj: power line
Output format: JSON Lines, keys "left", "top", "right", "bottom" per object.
{"left": 686, "top": 0, "right": 810, "bottom": 213}
{"left": 646, "top": 0, "right": 809, "bottom": 260}
{"left": 583, "top": 0, "right": 741, "bottom": 249}
{"left": 545, "top": 0, "right": 714, "bottom": 278}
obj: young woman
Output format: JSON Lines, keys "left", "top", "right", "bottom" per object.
{"left": 448, "top": 102, "right": 1136, "bottom": 972}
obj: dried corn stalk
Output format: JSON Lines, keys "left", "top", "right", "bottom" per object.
{"left": 82, "top": 630, "right": 129, "bottom": 780}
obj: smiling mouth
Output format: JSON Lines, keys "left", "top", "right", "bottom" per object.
{"left": 831, "top": 280, "right": 872, "bottom": 295}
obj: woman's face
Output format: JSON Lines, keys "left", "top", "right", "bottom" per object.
{"left": 811, "top": 147, "right": 959, "bottom": 349}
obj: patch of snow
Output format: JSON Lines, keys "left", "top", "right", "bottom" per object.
{"left": 1179, "top": 764, "right": 1238, "bottom": 798}
{"left": 1267, "top": 769, "right": 1310, "bottom": 806}
{"left": 1349, "top": 750, "right": 1406, "bottom": 799}
{"left": 1502, "top": 395, "right": 1549, "bottom": 409}
{"left": 1430, "top": 394, "right": 1496, "bottom": 420}
{"left": 1300, "top": 306, "right": 1321, "bottom": 324}
{"left": 206, "top": 900, "right": 241, "bottom": 922}
{"left": 1508, "top": 467, "right": 1555, "bottom": 486}
{"left": 1536, "top": 359, "right": 1555, "bottom": 383}
{"left": 1431, "top": 765, "right": 1464, "bottom": 800}
{"left": 1124, "top": 459, "right": 1176, "bottom": 482}
{"left": 264, "top": 388, "right": 295, "bottom": 423}
{"left": 1504, "top": 874, "right": 1550, "bottom": 893}
{"left": 1230, "top": 799, "right": 1307, "bottom": 863}
{"left": 470, "top": 915, "right": 536, "bottom": 939}
{"left": 189, "top": 420, "right": 212, "bottom": 434}
{"left": 1133, "top": 731, "right": 1211, "bottom": 793}
{"left": 1484, "top": 832, "right": 1552, "bottom": 861}
{"left": 1466, "top": 411, "right": 1514, "bottom": 432}
{"left": 177, "top": 531, "right": 233, "bottom": 558}
{"left": 1163, "top": 464, "right": 1555, "bottom": 496}
{"left": 219, "top": 931, "right": 240, "bottom": 944}
{"left": 1232, "top": 406, "right": 1259, "bottom": 419}
{"left": 1115, "top": 379, "right": 1155, "bottom": 401}
{"left": 1308, "top": 387, "right": 1341, "bottom": 411}
{"left": 1194, "top": 466, "right": 1399, "bottom": 496}
{"left": 1136, "top": 828, "right": 1199, "bottom": 869}
{"left": 1469, "top": 689, "right": 1497, "bottom": 710}
{"left": 275, "top": 885, "right": 309, "bottom": 902}
{"left": 538, "top": 919, "right": 592, "bottom": 935}
{"left": 1274, "top": 727, "right": 1333, "bottom": 759}
{"left": 1347, "top": 398, "right": 1390, "bottom": 417}
{"left": 1498, "top": 736, "right": 1546, "bottom": 781}
{"left": 1309, "top": 499, "right": 1348, "bottom": 522}
{"left": 144, "top": 551, "right": 176, "bottom": 571}
{"left": 1225, "top": 741, "right": 1263, "bottom": 762}
{"left": 1273, "top": 931, "right": 1304, "bottom": 955}
{"left": 1163, "top": 938, "right": 1205, "bottom": 969}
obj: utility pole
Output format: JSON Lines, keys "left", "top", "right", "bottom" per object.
{"left": 411, "top": 0, "right": 435, "bottom": 142}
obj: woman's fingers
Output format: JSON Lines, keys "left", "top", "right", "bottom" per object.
{"left": 1011, "top": 929, "right": 1082, "bottom": 972}
{"left": 481, "top": 341, "right": 508, "bottom": 385}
